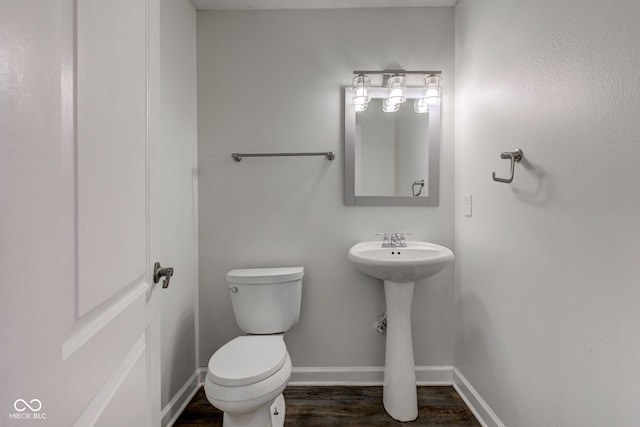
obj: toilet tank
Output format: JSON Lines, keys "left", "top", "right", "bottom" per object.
{"left": 226, "top": 267, "right": 303, "bottom": 334}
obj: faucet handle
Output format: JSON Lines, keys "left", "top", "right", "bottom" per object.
{"left": 399, "top": 232, "right": 411, "bottom": 247}
{"left": 376, "top": 233, "right": 391, "bottom": 247}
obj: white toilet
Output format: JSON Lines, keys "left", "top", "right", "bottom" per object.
{"left": 204, "top": 267, "right": 304, "bottom": 427}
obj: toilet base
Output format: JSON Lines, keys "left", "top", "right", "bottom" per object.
{"left": 270, "top": 394, "right": 285, "bottom": 427}
{"left": 222, "top": 393, "right": 286, "bottom": 427}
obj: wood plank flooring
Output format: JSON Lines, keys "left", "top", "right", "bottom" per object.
{"left": 173, "top": 386, "right": 481, "bottom": 426}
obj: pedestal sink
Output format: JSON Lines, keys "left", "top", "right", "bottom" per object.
{"left": 348, "top": 240, "right": 454, "bottom": 422}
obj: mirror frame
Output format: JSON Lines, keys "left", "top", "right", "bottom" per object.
{"left": 344, "top": 86, "right": 441, "bottom": 206}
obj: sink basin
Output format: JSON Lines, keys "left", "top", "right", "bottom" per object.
{"left": 348, "top": 240, "right": 454, "bottom": 422}
{"left": 348, "top": 240, "right": 454, "bottom": 282}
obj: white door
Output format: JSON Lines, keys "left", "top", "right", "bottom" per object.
{"left": 1, "top": 0, "right": 162, "bottom": 426}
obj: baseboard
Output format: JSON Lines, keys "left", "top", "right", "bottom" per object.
{"left": 162, "top": 370, "right": 202, "bottom": 427}
{"left": 289, "top": 365, "right": 453, "bottom": 386}
{"left": 452, "top": 368, "right": 504, "bottom": 427}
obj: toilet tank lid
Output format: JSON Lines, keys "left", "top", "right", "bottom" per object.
{"left": 226, "top": 267, "right": 304, "bottom": 284}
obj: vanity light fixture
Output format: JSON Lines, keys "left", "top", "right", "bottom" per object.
{"left": 424, "top": 75, "right": 441, "bottom": 104}
{"left": 352, "top": 74, "right": 371, "bottom": 111}
{"left": 414, "top": 76, "right": 441, "bottom": 113}
{"left": 352, "top": 70, "right": 441, "bottom": 113}
{"left": 386, "top": 75, "right": 406, "bottom": 105}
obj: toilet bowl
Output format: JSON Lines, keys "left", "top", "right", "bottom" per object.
{"left": 204, "top": 267, "right": 303, "bottom": 427}
{"left": 205, "top": 336, "right": 291, "bottom": 427}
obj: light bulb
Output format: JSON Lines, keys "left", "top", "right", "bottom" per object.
{"left": 382, "top": 98, "right": 400, "bottom": 112}
{"left": 352, "top": 74, "right": 371, "bottom": 105}
{"left": 424, "top": 75, "right": 440, "bottom": 104}
{"left": 414, "top": 98, "right": 429, "bottom": 113}
{"left": 354, "top": 102, "right": 368, "bottom": 112}
{"left": 387, "top": 75, "right": 405, "bottom": 105}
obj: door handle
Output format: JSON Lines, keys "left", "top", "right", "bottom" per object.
{"left": 153, "top": 262, "right": 174, "bottom": 288}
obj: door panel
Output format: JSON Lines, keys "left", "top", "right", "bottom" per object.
{"left": 71, "top": 333, "right": 149, "bottom": 427}
{"left": 70, "top": 0, "right": 160, "bottom": 424}
{"left": 62, "top": 283, "right": 149, "bottom": 418}
{"left": 76, "top": 0, "right": 149, "bottom": 317}
{"left": 2, "top": 1, "right": 160, "bottom": 425}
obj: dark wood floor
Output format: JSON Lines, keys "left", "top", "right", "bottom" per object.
{"left": 174, "top": 386, "right": 480, "bottom": 426}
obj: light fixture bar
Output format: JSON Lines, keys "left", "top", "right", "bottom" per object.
{"left": 353, "top": 70, "right": 442, "bottom": 75}
{"left": 350, "top": 69, "right": 442, "bottom": 114}
{"left": 352, "top": 70, "right": 442, "bottom": 89}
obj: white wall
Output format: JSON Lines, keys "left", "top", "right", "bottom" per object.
{"left": 158, "top": 0, "right": 199, "bottom": 409}
{"left": 197, "top": 8, "right": 455, "bottom": 369}
{"left": 454, "top": 0, "right": 640, "bottom": 425}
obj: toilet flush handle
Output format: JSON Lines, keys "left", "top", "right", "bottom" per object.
{"left": 229, "top": 286, "right": 239, "bottom": 293}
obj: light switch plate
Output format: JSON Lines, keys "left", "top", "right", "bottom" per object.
{"left": 464, "top": 194, "right": 472, "bottom": 217}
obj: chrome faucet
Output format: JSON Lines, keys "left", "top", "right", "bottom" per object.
{"left": 378, "top": 232, "right": 409, "bottom": 248}
{"left": 390, "top": 233, "right": 407, "bottom": 248}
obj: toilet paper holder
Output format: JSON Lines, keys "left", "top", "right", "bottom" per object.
{"left": 492, "top": 149, "right": 523, "bottom": 184}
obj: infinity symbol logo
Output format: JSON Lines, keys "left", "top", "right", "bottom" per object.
{"left": 14, "top": 399, "right": 42, "bottom": 412}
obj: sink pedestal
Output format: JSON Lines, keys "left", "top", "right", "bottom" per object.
{"left": 347, "top": 240, "right": 455, "bottom": 422}
{"left": 383, "top": 280, "right": 418, "bottom": 422}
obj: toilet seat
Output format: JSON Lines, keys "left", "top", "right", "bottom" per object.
{"left": 205, "top": 343, "right": 292, "bottom": 407}
{"left": 208, "top": 336, "right": 287, "bottom": 387}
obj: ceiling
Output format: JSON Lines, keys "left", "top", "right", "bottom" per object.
{"left": 191, "top": 0, "right": 457, "bottom": 10}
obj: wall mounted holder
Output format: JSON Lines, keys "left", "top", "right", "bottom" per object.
{"left": 492, "top": 149, "right": 523, "bottom": 183}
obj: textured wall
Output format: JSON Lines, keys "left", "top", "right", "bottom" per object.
{"left": 197, "top": 8, "right": 455, "bottom": 369}
{"left": 454, "top": 0, "right": 640, "bottom": 425}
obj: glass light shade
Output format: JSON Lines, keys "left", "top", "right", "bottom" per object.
{"left": 382, "top": 98, "right": 400, "bottom": 112}
{"left": 354, "top": 102, "right": 368, "bottom": 112}
{"left": 425, "top": 76, "right": 441, "bottom": 104}
{"left": 387, "top": 75, "right": 406, "bottom": 104}
{"left": 352, "top": 74, "right": 371, "bottom": 105}
{"left": 414, "top": 98, "right": 430, "bottom": 113}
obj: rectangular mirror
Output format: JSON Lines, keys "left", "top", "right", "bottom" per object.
{"left": 344, "top": 86, "right": 441, "bottom": 206}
